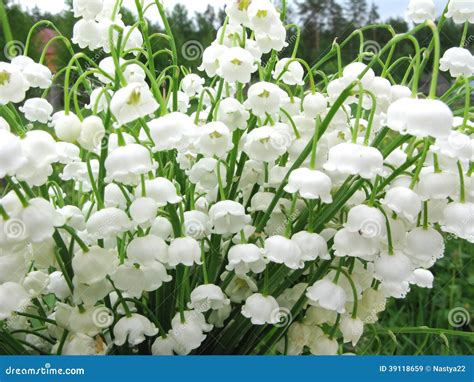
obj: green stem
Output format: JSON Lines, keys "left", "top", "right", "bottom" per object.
{"left": 427, "top": 21, "right": 441, "bottom": 99}
{"left": 457, "top": 161, "right": 466, "bottom": 203}
{"left": 0, "top": 0, "right": 13, "bottom": 43}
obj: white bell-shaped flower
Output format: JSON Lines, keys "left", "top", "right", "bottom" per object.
{"left": 183, "top": 210, "right": 211, "bottom": 240}
{"left": 105, "top": 144, "right": 156, "bottom": 185}
{"left": 15, "top": 198, "right": 64, "bottom": 243}
{"left": 19, "top": 98, "right": 53, "bottom": 123}
{"left": 386, "top": 98, "right": 453, "bottom": 138}
{"left": 404, "top": 227, "right": 445, "bottom": 268}
{"left": 340, "top": 316, "right": 364, "bottom": 346}
{"left": 406, "top": 0, "right": 436, "bottom": 23}
{"left": 47, "top": 271, "right": 71, "bottom": 300}
{"left": 11, "top": 56, "right": 51, "bottom": 89}
{"left": 241, "top": 293, "right": 280, "bottom": 325}
{"left": 292, "top": 231, "right": 330, "bottom": 261}
{"left": 0, "top": 62, "right": 29, "bottom": 104}
{"left": 73, "top": 0, "right": 103, "bottom": 19}
{"left": 446, "top": 0, "right": 474, "bottom": 24}
{"left": 113, "top": 314, "right": 159, "bottom": 347}
{"left": 227, "top": 243, "right": 267, "bottom": 275}
{"left": 244, "top": 82, "right": 284, "bottom": 117}
{"left": 151, "top": 335, "right": 178, "bottom": 355}
{"left": 72, "top": 19, "right": 102, "bottom": 50}
{"left": 440, "top": 47, "right": 474, "bottom": 78}
{"left": 284, "top": 168, "right": 333, "bottom": 202}
{"left": 410, "top": 269, "right": 434, "bottom": 288}
{"left": 374, "top": 250, "right": 414, "bottom": 284}
{"left": 168, "top": 237, "right": 202, "bottom": 267}
{"left": 60, "top": 333, "right": 107, "bottom": 355}
{"left": 188, "top": 284, "right": 230, "bottom": 312}
{"left": 416, "top": 169, "right": 458, "bottom": 201}
{"left": 198, "top": 42, "right": 228, "bottom": 77}
{"left": 150, "top": 216, "right": 173, "bottom": 241}
{"left": 181, "top": 73, "right": 204, "bottom": 97}
{"left": 225, "top": 0, "right": 251, "bottom": 26}
{"left": 216, "top": 47, "right": 257, "bottom": 84}
{"left": 440, "top": 202, "right": 474, "bottom": 243}
{"left": 0, "top": 130, "right": 26, "bottom": 177}
{"left": 273, "top": 58, "right": 304, "bottom": 86}
{"left": 308, "top": 332, "right": 338, "bottom": 355}
{"left": 302, "top": 92, "right": 327, "bottom": 118}
{"left": 306, "top": 279, "right": 347, "bottom": 314}
{"left": 264, "top": 235, "right": 304, "bottom": 269}
{"left": 86, "top": 207, "right": 133, "bottom": 240}
{"left": 187, "top": 158, "right": 227, "bottom": 190}
{"left": 243, "top": 126, "right": 290, "bottom": 162}
{"left": 197, "top": 121, "right": 233, "bottom": 158}
{"left": 0, "top": 282, "right": 30, "bottom": 320}
{"left": 345, "top": 204, "right": 386, "bottom": 239}
{"left": 129, "top": 197, "right": 158, "bottom": 226}
{"left": 217, "top": 97, "right": 250, "bottom": 131}
{"left": 342, "top": 62, "right": 376, "bottom": 88}
{"left": 170, "top": 310, "right": 213, "bottom": 354}
{"left": 110, "top": 82, "right": 158, "bottom": 126}
{"left": 136, "top": 177, "right": 182, "bottom": 207}
{"left": 72, "top": 246, "right": 119, "bottom": 285}
{"left": 127, "top": 234, "right": 168, "bottom": 265}
{"left": 255, "top": 22, "right": 288, "bottom": 54}
{"left": 149, "top": 112, "right": 196, "bottom": 152}
{"left": 248, "top": 0, "right": 280, "bottom": 31}
{"left": 431, "top": 131, "right": 473, "bottom": 163}
{"left": 51, "top": 111, "right": 82, "bottom": 143}
{"left": 77, "top": 115, "right": 105, "bottom": 152}
{"left": 208, "top": 200, "right": 251, "bottom": 234}
{"left": 381, "top": 187, "right": 422, "bottom": 223}
{"left": 23, "top": 270, "right": 49, "bottom": 296}
{"left": 324, "top": 142, "right": 383, "bottom": 179}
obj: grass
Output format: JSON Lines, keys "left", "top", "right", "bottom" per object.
{"left": 357, "top": 238, "right": 474, "bottom": 355}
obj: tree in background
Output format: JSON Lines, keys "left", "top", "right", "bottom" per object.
{"left": 344, "top": 0, "right": 368, "bottom": 28}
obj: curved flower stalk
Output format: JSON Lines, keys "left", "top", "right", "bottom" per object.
{"left": 0, "top": 0, "right": 473, "bottom": 356}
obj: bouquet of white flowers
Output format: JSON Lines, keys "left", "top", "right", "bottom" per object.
{"left": 0, "top": 0, "right": 472, "bottom": 355}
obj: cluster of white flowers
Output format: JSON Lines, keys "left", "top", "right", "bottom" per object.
{"left": 0, "top": 0, "right": 473, "bottom": 355}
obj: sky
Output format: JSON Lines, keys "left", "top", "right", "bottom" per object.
{"left": 12, "top": 0, "right": 449, "bottom": 20}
